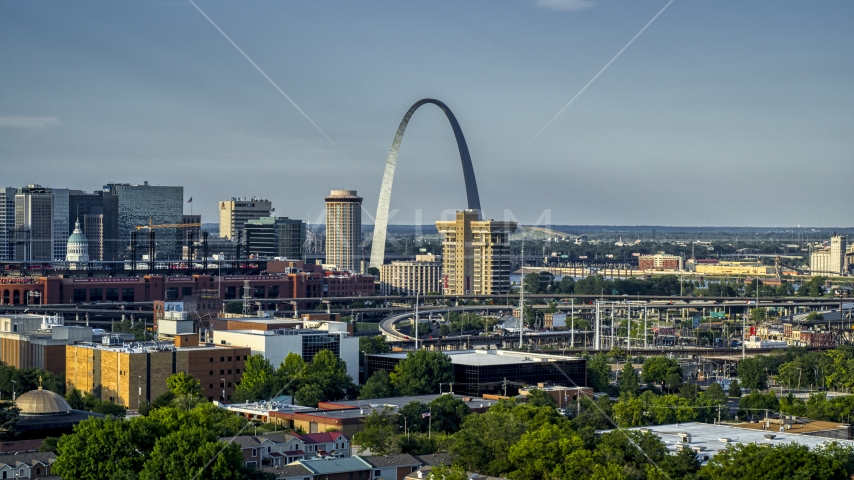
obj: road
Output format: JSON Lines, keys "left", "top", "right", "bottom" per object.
{"left": 378, "top": 306, "right": 507, "bottom": 341}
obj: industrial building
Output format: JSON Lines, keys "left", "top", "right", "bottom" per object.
{"left": 325, "top": 190, "right": 362, "bottom": 272}
{"left": 692, "top": 261, "right": 776, "bottom": 276}
{"left": 435, "top": 210, "right": 516, "bottom": 295}
{"left": 218, "top": 197, "right": 273, "bottom": 241}
{"left": 379, "top": 253, "right": 442, "bottom": 296}
{"left": 810, "top": 234, "right": 849, "bottom": 276}
{"left": 365, "top": 350, "right": 586, "bottom": 397}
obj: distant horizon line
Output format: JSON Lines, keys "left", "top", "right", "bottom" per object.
{"left": 197, "top": 222, "right": 852, "bottom": 231}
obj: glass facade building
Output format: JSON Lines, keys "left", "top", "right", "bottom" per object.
{"left": 14, "top": 185, "right": 54, "bottom": 261}
{"left": 69, "top": 190, "right": 119, "bottom": 261}
{"left": 300, "top": 332, "right": 341, "bottom": 364}
{"left": 0, "top": 188, "right": 15, "bottom": 261}
{"left": 106, "top": 182, "right": 183, "bottom": 260}
{"left": 365, "top": 350, "right": 587, "bottom": 397}
{"left": 51, "top": 188, "right": 69, "bottom": 261}
{"left": 245, "top": 216, "right": 306, "bottom": 260}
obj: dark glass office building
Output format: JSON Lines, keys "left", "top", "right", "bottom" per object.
{"left": 244, "top": 216, "right": 306, "bottom": 260}
{"left": 106, "top": 182, "right": 183, "bottom": 260}
{"left": 365, "top": 350, "right": 587, "bottom": 397}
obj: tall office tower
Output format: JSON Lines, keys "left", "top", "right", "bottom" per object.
{"left": 0, "top": 188, "right": 16, "bottom": 261}
{"left": 70, "top": 189, "right": 119, "bottom": 261}
{"left": 831, "top": 234, "right": 848, "bottom": 275}
{"left": 14, "top": 185, "right": 54, "bottom": 261}
{"left": 83, "top": 207, "right": 105, "bottom": 261}
{"left": 325, "top": 190, "right": 362, "bottom": 271}
{"left": 218, "top": 198, "right": 272, "bottom": 241}
{"left": 811, "top": 234, "right": 850, "bottom": 276}
{"left": 244, "top": 217, "right": 306, "bottom": 260}
{"left": 436, "top": 210, "right": 517, "bottom": 295}
{"left": 106, "top": 182, "right": 183, "bottom": 260}
{"left": 51, "top": 188, "right": 69, "bottom": 261}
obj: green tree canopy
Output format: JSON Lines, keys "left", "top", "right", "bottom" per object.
{"left": 353, "top": 408, "right": 400, "bottom": 455}
{"left": 507, "top": 423, "right": 591, "bottom": 480}
{"left": 738, "top": 356, "right": 770, "bottom": 390}
{"left": 428, "top": 395, "right": 471, "bottom": 434}
{"left": 359, "top": 370, "right": 396, "bottom": 400}
{"left": 139, "top": 426, "right": 243, "bottom": 480}
{"left": 618, "top": 363, "right": 640, "bottom": 398}
{"left": 641, "top": 356, "right": 682, "bottom": 385}
{"left": 232, "top": 354, "right": 276, "bottom": 402}
{"left": 390, "top": 350, "right": 454, "bottom": 396}
{"left": 700, "top": 442, "right": 847, "bottom": 480}
{"left": 524, "top": 388, "right": 557, "bottom": 408}
{"left": 166, "top": 372, "right": 203, "bottom": 398}
{"left": 450, "top": 403, "right": 526, "bottom": 476}
{"left": 586, "top": 353, "right": 612, "bottom": 393}
{"left": 360, "top": 335, "right": 392, "bottom": 355}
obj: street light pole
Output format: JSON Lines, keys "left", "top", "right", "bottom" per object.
{"left": 221, "top": 378, "right": 226, "bottom": 402}
{"left": 398, "top": 413, "right": 409, "bottom": 439}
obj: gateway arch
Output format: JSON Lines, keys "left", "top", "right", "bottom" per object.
{"left": 369, "top": 99, "right": 481, "bottom": 270}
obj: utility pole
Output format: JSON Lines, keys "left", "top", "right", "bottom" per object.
{"left": 644, "top": 304, "right": 648, "bottom": 349}
{"left": 414, "top": 292, "right": 419, "bottom": 351}
{"left": 570, "top": 298, "right": 575, "bottom": 348}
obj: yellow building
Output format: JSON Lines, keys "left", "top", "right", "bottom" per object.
{"left": 66, "top": 337, "right": 250, "bottom": 409}
{"left": 694, "top": 262, "right": 776, "bottom": 276}
{"left": 436, "top": 210, "right": 517, "bottom": 295}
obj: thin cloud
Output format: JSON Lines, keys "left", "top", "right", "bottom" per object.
{"left": 535, "top": 0, "right": 597, "bottom": 11}
{"left": 0, "top": 116, "right": 58, "bottom": 130}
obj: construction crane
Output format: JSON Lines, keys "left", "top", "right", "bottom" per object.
{"left": 133, "top": 217, "right": 203, "bottom": 274}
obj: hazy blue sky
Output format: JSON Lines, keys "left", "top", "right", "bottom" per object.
{"left": 1, "top": 1, "right": 851, "bottom": 227}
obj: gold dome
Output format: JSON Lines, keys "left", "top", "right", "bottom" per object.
{"left": 15, "top": 388, "right": 71, "bottom": 416}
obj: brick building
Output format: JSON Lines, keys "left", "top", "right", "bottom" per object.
{"left": 0, "top": 313, "right": 92, "bottom": 376}
{"left": 638, "top": 252, "right": 683, "bottom": 271}
{"left": 65, "top": 337, "right": 250, "bottom": 409}
{"left": 0, "top": 270, "right": 373, "bottom": 307}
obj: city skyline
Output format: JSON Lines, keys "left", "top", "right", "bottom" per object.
{"left": 1, "top": 1, "right": 852, "bottom": 227}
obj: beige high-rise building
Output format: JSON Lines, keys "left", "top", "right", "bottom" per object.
{"left": 325, "top": 190, "right": 362, "bottom": 272}
{"left": 218, "top": 198, "right": 272, "bottom": 241}
{"left": 811, "top": 234, "right": 849, "bottom": 276}
{"left": 380, "top": 254, "right": 442, "bottom": 296}
{"left": 436, "top": 210, "right": 517, "bottom": 295}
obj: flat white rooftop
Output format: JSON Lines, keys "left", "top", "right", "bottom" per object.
{"left": 615, "top": 422, "right": 854, "bottom": 463}
{"left": 372, "top": 349, "right": 583, "bottom": 366}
